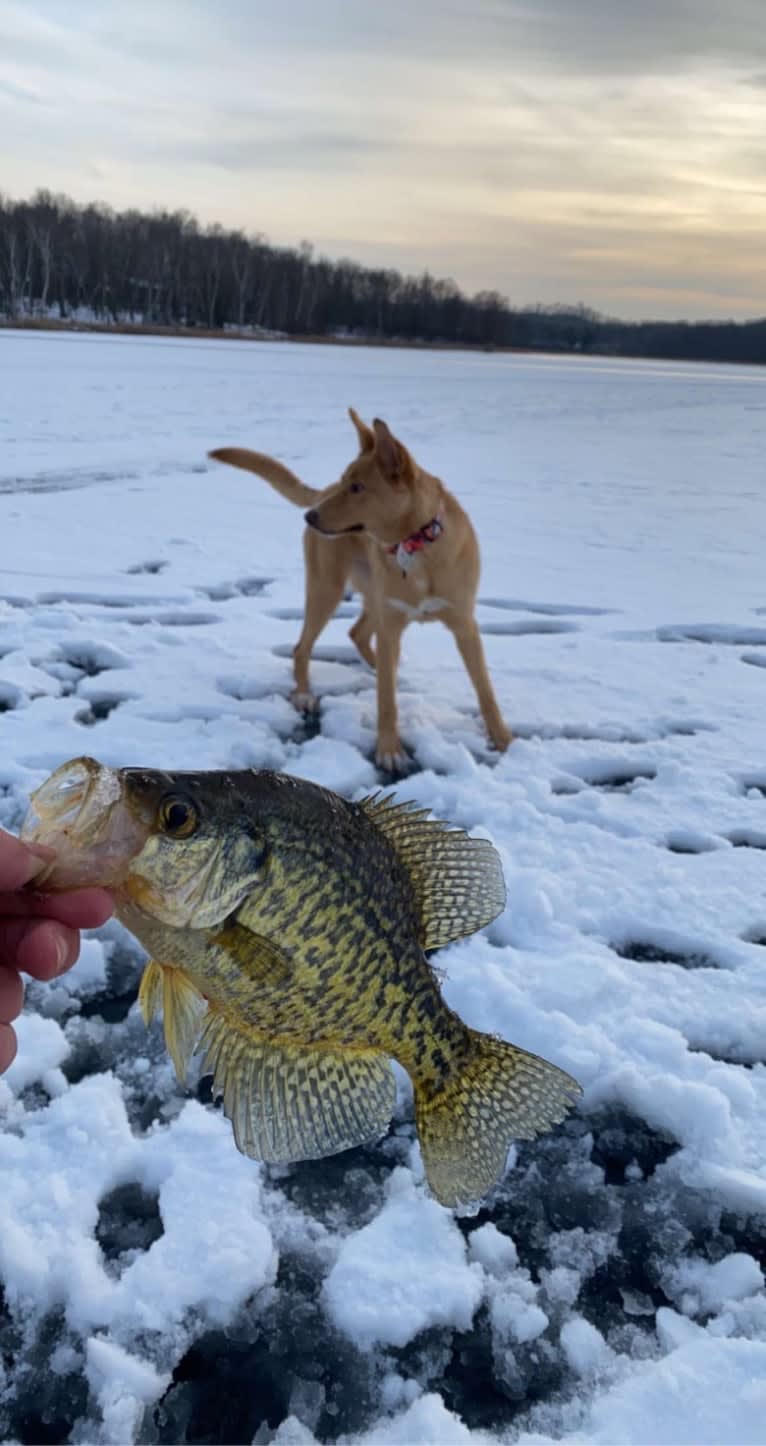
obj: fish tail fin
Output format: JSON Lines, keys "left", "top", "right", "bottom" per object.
{"left": 414, "top": 1029, "right": 581, "bottom": 1208}
{"left": 208, "top": 447, "right": 321, "bottom": 509}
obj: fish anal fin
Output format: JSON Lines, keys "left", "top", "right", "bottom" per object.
{"left": 138, "top": 960, "right": 207, "bottom": 1084}
{"left": 415, "top": 1029, "right": 581, "bottom": 1208}
{"left": 360, "top": 794, "right": 506, "bottom": 949}
{"left": 138, "top": 959, "right": 164, "bottom": 1025}
{"left": 196, "top": 1011, "right": 396, "bottom": 1164}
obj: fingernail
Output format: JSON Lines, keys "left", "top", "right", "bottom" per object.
{"left": 54, "top": 934, "right": 70, "bottom": 975}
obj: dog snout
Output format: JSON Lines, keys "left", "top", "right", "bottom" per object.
{"left": 305, "top": 508, "right": 319, "bottom": 529}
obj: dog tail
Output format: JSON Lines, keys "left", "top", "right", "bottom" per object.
{"left": 208, "top": 447, "right": 321, "bottom": 509}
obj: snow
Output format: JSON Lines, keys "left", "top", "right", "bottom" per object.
{"left": 559, "top": 1317, "right": 612, "bottom": 1376}
{"left": 571, "top": 1337, "right": 766, "bottom": 1446}
{"left": 324, "top": 1170, "right": 484, "bottom": 1348}
{"left": 1, "top": 329, "right": 766, "bottom": 1443}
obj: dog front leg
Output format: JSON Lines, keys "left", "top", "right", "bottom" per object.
{"left": 374, "top": 614, "right": 407, "bottom": 771}
{"left": 292, "top": 533, "right": 348, "bottom": 709}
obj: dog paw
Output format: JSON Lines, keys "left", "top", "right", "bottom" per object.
{"left": 489, "top": 724, "right": 513, "bottom": 752}
{"left": 291, "top": 688, "right": 319, "bottom": 715}
{"left": 375, "top": 741, "right": 409, "bottom": 774}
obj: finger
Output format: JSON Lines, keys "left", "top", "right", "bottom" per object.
{"left": 0, "top": 887, "right": 114, "bottom": 928}
{"left": 0, "top": 965, "right": 23, "bottom": 1022}
{"left": 0, "top": 919, "right": 80, "bottom": 981}
{"left": 0, "top": 1022, "right": 17, "bottom": 1074}
{"left": 0, "top": 829, "right": 56, "bottom": 892}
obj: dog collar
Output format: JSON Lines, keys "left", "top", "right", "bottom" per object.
{"left": 387, "top": 516, "right": 443, "bottom": 574}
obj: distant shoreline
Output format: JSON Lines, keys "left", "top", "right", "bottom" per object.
{"left": 0, "top": 316, "right": 528, "bottom": 354}
{"left": 1, "top": 317, "right": 764, "bottom": 368}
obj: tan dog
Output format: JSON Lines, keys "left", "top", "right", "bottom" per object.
{"left": 210, "top": 410, "right": 511, "bottom": 770}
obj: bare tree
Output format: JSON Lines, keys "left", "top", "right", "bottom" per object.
{"left": 0, "top": 189, "right": 763, "bottom": 364}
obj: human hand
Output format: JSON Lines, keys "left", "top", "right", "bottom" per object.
{"left": 0, "top": 828, "right": 113, "bottom": 1073}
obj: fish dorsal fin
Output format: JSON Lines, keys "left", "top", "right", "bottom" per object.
{"left": 138, "top": 959, "right": 207, "bottom": 1085}
{"left": 360, "top": 794, "right": 506, "bottom": 950}
{"left": 196, "top": 1010, "right": 396, "bottom": 1163}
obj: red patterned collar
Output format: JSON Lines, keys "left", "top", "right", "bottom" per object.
{"left": 387, "top": 516, "right": 444, "bottom": 573}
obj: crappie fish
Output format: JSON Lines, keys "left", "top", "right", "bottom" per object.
{"left": 21, "top": 756, "right": 580, "bottom": 1206}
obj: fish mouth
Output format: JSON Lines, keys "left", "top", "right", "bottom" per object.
{"left": 21, "top": 755, "right": 149, "bottom": 890}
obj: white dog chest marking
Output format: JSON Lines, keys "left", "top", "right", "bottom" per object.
{"left": 386, "top": 596, "right": 451, "bottom": 621}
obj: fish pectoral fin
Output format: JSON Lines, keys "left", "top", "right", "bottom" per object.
{"left": 209, "top": 918, "right": 292, "bottom": 986}
{"left": 415, "top": 1029, "right": 581, "bottom": 1209}
{"left": 196, "top": 1011, "right": 396, "bottom": 1164}
{"left": 360, "top": 793, "right": 506, "bottom": 949}
{"left": 138, "top": 960, "right": 207, "bottom": 1085}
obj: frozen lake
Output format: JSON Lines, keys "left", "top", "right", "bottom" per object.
{"left": 1, "top": 330, "right": 765, "bottom": 1445}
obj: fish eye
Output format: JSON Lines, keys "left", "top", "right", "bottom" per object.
{"left": 349, "top": 480, "right": 364, "bottom": 494}
{"left": 158, "top": 795, "right": 199, "bottom": 839}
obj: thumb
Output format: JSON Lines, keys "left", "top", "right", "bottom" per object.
{"left": 0, "top": 830, "right": 57, "bottom": 892}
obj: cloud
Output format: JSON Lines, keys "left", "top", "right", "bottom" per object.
{"left": 0, "top": 0, "right": 764, "bottom": 319}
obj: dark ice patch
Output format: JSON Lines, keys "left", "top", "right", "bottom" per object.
{"left": 613, "top": 939, "right": 722, "bottom": 971}
{"left": 96, "top": 1183, "right": 164, "bottom": 1265}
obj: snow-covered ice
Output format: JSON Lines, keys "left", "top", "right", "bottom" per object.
{"left": 1, "top": 329, "right": 765, "bottom": 1444}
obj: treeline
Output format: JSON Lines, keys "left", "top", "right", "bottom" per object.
{"left": 1, "top": 190, "right": 764, "bottom": 364}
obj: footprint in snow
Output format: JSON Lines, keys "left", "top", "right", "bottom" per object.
{"left": 552, "top": 760, "right": 657, "bottom": 795}
{"left": 612, "top": 938, "right": 723, "bottom": 971}
{"left": 478, "top": 596, "right": 615, "bottom": 616}
{"left": 196, "top": 577, "right": 273, "bottom": 601}
{"left": 479, "top": 618, "right": 579, "bottom": 637}
{"left": 726, "top": 829, "right": 766, "bottom": 851}
{"left": 271, "top": 643, "right": 364, "bottom": 667}
{"left": 124, "top": 560, "right": 168, "bottom": 576}
{"left": 664, "top": 831, "right": 722, "bottom": 855}
{"left": 268, "top": 604, "right": 358, "bottom": 621}
{"left": 657, "top": 622, "right": 766, "bottom": 645}
{"left": 74, "top": 697, "right": 127, "bottom": 726}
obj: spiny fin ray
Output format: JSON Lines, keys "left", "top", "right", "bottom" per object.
{"left": 361, "top": 793, "right": 506, "bottom": 949}
{"left": 196, "top": 1011, "right": 396, "bottom": 1163}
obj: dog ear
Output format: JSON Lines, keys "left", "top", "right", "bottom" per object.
{"left": 372, "top": 418, "right": 410, "bottom": 482}
{"left": 348, "top": 407, "right": 374, "bottom": 453}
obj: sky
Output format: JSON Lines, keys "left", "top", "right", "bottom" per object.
{"left": 1, "top": 0, "right": 765, "bottom": 322}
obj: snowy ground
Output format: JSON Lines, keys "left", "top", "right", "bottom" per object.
{"left": 1, "top": 329, "right": 765, "bottom": 1446}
